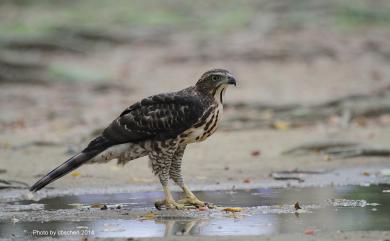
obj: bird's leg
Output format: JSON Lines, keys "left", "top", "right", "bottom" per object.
{"left": 149, "top": 146, "right": 183, "bottom": 210}
{"left": 177, "top": 184, "right": 205, "bottom": 207}
{"left": 169, "top": 145, "right": 207, "bottom": 207}
{"left": 170, "top": 164, "right": 205, "bottom": 207}
{"left": 154, "top": 185, "right": 184, "bottom": 210}
{"left": 152, "top": 149, "right": 184, "bottom": 210}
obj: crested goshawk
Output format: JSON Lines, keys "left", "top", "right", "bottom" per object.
{"left": 30, "top": 69, "right": 237, "bottom": 209}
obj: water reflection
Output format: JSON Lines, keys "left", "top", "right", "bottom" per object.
{"left": 0, "top": 185, "right": 389, "bottom": 239}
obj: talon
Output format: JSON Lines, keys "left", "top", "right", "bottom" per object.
{"left": 206, "top": 202, "right": 216, "bottom": 209}
{"left": 154, "top": 200, "right": 164, "bottom": 210}
{"left": 154, "top": 199, "right": 185, "bottom": 210}
{"left": 177, "top": 196, "right": 206, "bottom": 207}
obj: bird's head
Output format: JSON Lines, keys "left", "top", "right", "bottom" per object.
{"left": 195, "top": 69, "right": 236, "bottom": 103}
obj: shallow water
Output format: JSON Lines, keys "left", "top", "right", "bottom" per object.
{"left": 0, "top": 185, "right": 389, "bottom": 239}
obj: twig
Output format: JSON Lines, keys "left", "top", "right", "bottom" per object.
{"left": 282, "top": 140, "right": 390, "bottom": 159}
{"left": 0, "top": 179, "right": 29, "bottom": 189}
{"left": 282, "top": 141, "right": 359, "bottom": 155}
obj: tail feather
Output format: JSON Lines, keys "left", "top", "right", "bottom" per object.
{"left": 30, "top": 152, "right": 95, "bottom": 192}
{"left": 30, "top": 136, "right": 113, "bottom": 192}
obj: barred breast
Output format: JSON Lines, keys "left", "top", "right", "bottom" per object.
{"left": 179, "top": 103, "right": 223, "bottom": 144}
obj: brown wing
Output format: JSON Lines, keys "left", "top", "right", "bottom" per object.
{"left": 83, "top": 92, "right": 204, "bottom": 152}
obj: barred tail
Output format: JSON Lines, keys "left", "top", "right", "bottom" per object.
{"left": 29, "top": 152, "right": 96, "bottom": 192}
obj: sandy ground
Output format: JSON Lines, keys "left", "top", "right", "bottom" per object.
{"left": 1, "top": 1, "right": 390, "bottom": 240}
{"left": 1, "top": 124, "right": 390, "bottom": 192}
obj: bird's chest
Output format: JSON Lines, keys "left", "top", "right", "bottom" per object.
{"left": 181, "top": 104, "right": 223, "bottom": 143}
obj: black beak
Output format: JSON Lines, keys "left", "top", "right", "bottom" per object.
{"left": 227, "top": 76, "right": 237, "bottom": 86}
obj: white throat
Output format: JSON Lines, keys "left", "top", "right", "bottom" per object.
{"left": 214, "top": 85, "right": 227, "bottom": 105}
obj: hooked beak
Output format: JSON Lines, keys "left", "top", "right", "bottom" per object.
{"left": 226, "top": 74, "right": 237, "bottom": 86}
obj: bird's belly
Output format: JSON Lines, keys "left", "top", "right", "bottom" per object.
{"left": 181, "top": 104, "right": 222, "bottom": 144}
{"left": 89, "top": 142, "right": 147, "bottom": 164}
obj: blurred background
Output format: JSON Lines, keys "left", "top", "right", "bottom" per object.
{"left": 1, "top": 0, "right": 390, "bottom": 131}
{"left": 1, "top": 0, "right": 390, "bottom": 188}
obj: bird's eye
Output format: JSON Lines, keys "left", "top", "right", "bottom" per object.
{"left": 212, "top": 75, "right": 219, "bottom": 81}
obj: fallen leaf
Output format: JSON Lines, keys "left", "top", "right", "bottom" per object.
{"left": 243, "top": 178, "right": 251, "bottom": 183}
{"left": 304, "top": 228, "right": 315, "bottom": 235}
{"left": 272, "top": 120, "right": 290, "bottom": 130}
{"left": 198, "top": 206, "right": 208, "bottom": 211}
{"left": 140, "top": 212, "right": 156, "bottom": 220}
{"left": 90, "top": 203, "right": 105, "bottom": 209}
{"left": 354, "top": 117, "right": 367, "bottom": 127}
{"left": 222, "top": 207, "right": 242, "bottom": 212}
{"left": 71, "top": 171, "right": 81, "bottom": 177}
{"left": 362, "top": 171, "right": 370, "bottom": 176}
{"left": 294, "top": 202, "right": 301, "bottom": 210}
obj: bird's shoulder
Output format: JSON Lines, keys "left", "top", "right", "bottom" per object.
{"left": 119, "top": 86, "right": 204, "bottom": 117}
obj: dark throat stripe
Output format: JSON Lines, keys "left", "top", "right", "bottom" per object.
{"left": 204, "top": 113, "right": 215, "bottom": 131}
{"left": 202, "top": 110, "right": 219, "bottom": 138}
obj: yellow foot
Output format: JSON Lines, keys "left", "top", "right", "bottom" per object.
{"left": 154, "top": 199, "right": 185, "bottom": 210}
{"left": 177, "top": 196, "right": 206, "bottom": 207}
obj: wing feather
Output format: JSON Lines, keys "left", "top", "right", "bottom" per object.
{"left": 101, "top": 92, "right": 204, "bottom": 144}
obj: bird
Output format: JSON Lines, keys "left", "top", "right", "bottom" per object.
{"left": 30, "top": 68, "right": 237, "bottom": 209}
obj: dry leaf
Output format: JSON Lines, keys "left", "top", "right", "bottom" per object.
{"left": 251, "top": 150, "right": 261, "bottom": 157}
{"left": 71, "top": 171, "right": 81, "bottom": 177}
{"left": 90, "top": 203, "right": 105, "bottom": 208}
{"left": 355, "top": 117, "right": 367, "bottom": 127}
{"left": 198, "top": 206, "right": 208, "bottom": 211}
{"left": 222, "top": 207, "right": 242, "bottom": 212}
{"left": 362, "top": 171, "right": 370, "bottom": 176}
{"left": 272, "top": 121, "right": 290, "bottom": 130}
{"left": 294, "top": 202, "right": 301, "bottom": 210}
{"left": 243, "top": 178, "right": 251, "bottom": 183}
{"left": 304, "top": 228, "right": 315, "bottom": 235}
{"left": 141, "top": 212, "right": 156, "bottom": 220}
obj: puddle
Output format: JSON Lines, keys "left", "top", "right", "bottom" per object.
{"left": 0, "top": 185, "right": 389, "bottom": 239}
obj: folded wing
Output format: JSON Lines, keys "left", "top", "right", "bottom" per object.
{"left": 84, "top": 92, "right": 204, "bottom": 152}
